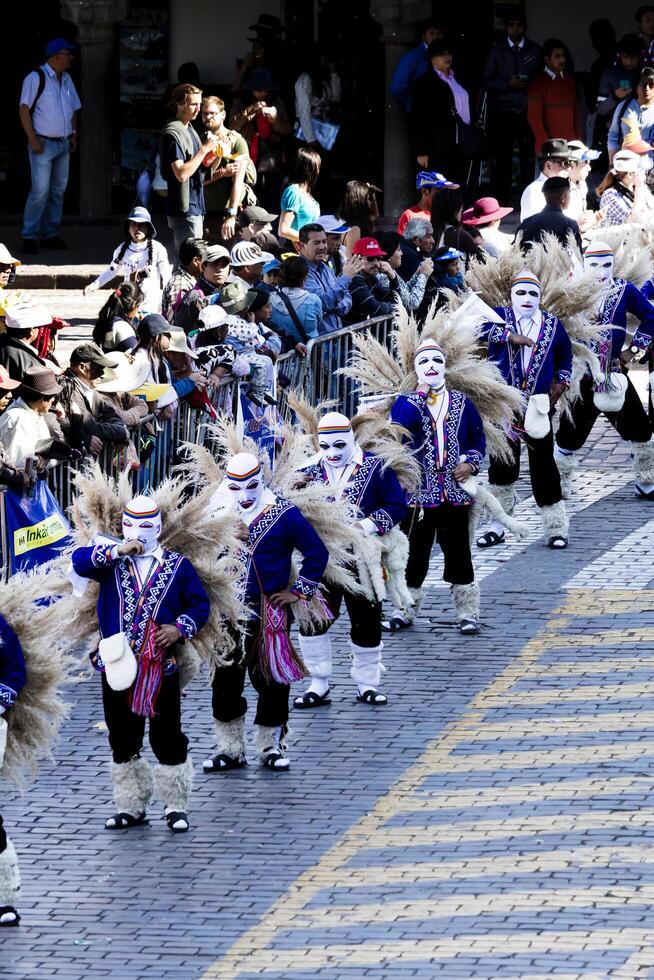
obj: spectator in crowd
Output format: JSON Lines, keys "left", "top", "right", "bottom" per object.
{"left": 220, "top": 282, "right": 278, "bottom": 406}
{"left": 58, "top": 344, "right": 128, "bottom": 455}
{"left": 261, "top": 257, "right": 281, "bottom": 291}
{"left": 0, "top": 366, "right": 37, "bottom": 488}
{"left": 597, "top": 148, "right": 654, "bottom": 224}
{"left": 84, "top": 207, "right": 171, "bottom": 313}
{"left": 431, "top": 188, "right": 482, "bottom": 265}
{"left": 230, "top": 241, "right": 274, "bottom": 288}
{"left": 320, "top": 214, "right": 350, "bottom": 277}
{"left": 596, "top": 34, "right": 642, "bottom": 137}
{"left": 431, "top": 246, "right": 466, "bottom": 297}
{"left": 390, "top": 19, "right": 444, "bottom": 114}
{"left": 462, "top": 197, "right": 514, "bottom": 256}
{"left": 92, "top": 282, "right": 143, "bottom": 353}
{"left": 517, "top": 176, "right": 583, "bottom": 250}
{"left": 230, "top": 68, "right": 291, "bottom": 214}
{"left": 94, "top": 353, "right": 151, "bottom": 434}
{"left": 527, "top": 39, "right": 581, "bottom": 153}
{"left": 247, "top": 289, "right": 275, "bottom": 331}
{"left": 483, "top": 10, "right": 542, "bottom": 204}
{"left": 608, "top": 67, "right": 654, "bottom": 163}
{"left": 638, "top": 4, "right": 654, "bottom": 66}
{"left": 233, "top": 14, "right": 289, "bottom": 94}
{"left": 337, "top": 180, "right": 382, "bottom": 257}
{"left": 200, "top": 95, "right": 257, "bottom": 242}
{"left": 160, "top": 83, "right": 217, "bottom": 251}
{"left": 346, "top": 238, "right": 401, "bottom": 323}
{"left": 520, "top": 138, "right": 570, "bottom": 220}
{"left": 0, "top": 304, "right": 50, "bottom": 381}
{"left": 0, "top": 245, "right": 23, "bottom": 319}
{"left": 191, "top": 306, "right": 252, "bottom": 394}
{"left": 397, "top": 171, "right": 459, "bottom": 236}
{"left": 133, "top": 315, "right": 173, "bottom": 386}
{"left": 18, "top": 38, "right": 80, "bottom": 254}
{"left": 161, "top": 237, "right": 207, "bottom": 325}
{"left": 268, "top": 255, "right": 323, "bottom": 349}
{"left": 176, "top": 244, "right": 231, "bottom": 332}
{"left": 565, "top": 140, "right": 602, "bottom": 229}
{"left": 294, "top": 47, "right": 342, "bottom": 148}
{"left": 411, "top": 39, "right": 471, "bottom": 186}
{"left": 163, "top": 331, "right": 208, "bottom": 400}
{"left": 375, "top": 230, "right": 433, "bottom": 313}
{"left": 298, "top": 223, "right": 365, "bottom": 334}
{"left": 236, "top": 206, "right": 278, "bottom": 246}
{"left": 398, "top": 217, "right": 435, "bottom": 281}
{"left": 0, "top": 366, "right": 62, "bottom": 466}
{"left": 278, "top": 148, "right": 321, "bottom": 243}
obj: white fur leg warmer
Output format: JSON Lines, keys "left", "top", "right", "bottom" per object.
{"left": 632, "top": 438, "right": 654, "bottom": 487}
{"left": 540, "top": 500, "right": 569, "bottom": 540}
{"left": 0, "top": 839, "right": 20, "bottom": 907}
{"left": 298, "top": 633, "right": 332, "bottom": 682}
{"left": 452, "top": 582, "right": 480, "bottom": 623}
{"left": 554, "top": 448, "right": 578, "bottom": 500}
{"left": 488, "top": 482, "right": 517, "bottom": 515}
{"left": 111, "top": 757, "right": 154, "bottom": 815}
{"left": 213, "top": 717, "right": 246, "bottom": 760}
{"left": 256, "top": 724, "right": 288, "bottom": 758}
{"left": 154, "top": 758, "right": 193, "bottom": 812}
{"left": 350, "top": 643, "right": 384, "bottom": 690}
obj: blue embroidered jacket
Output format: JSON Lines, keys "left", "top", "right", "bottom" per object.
{"left": 71, "top": 546, "right": 210, "bottom": 650}
{"left": 300, "top": 451, "right": 408, "bottom": 534}
{"left": 0, "top": 614, "right": 26, "bottom": 712}
{"left": 590, "top": 279, "right": 654, "bottom": 369}
{"left": 482, "top": 307, "right": 572, "bottom": 395}
{"left": 242, "top": 497, "right": 329, "bottom": 606}
{"left": 390, "top": 390, "right": 486, "bottom": 508}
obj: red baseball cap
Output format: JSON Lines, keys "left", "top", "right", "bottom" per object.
{"left": 352, "top": 237, "right": 386, "bottom": 258}
{"left": 0, "top": 365, "right": 20, "bottom": 391}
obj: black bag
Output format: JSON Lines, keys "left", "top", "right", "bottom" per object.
{"left": 457, "top": 116, "right": 488, "bottom": 159}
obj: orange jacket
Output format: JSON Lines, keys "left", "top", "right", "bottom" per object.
{"left": 527, "top": 71, "right": 581, "bottom": 151}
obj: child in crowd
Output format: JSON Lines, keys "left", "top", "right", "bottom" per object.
{"left": 92, "top": 282, "right": 144, "bottom": 353}
{"left": 432, "top": 246, "right": 465, "bottom": 296}
{"left": 220, "top": 282, "right": 281, "bottom": 407}
{"left": 84, "top": 207, "right": 171, "bottom": 313}
{"left": 261, "top": 257, "right": 282, "bottom": 292}
{"left": 269, "top": 255, "right": 322, "bottom": 349}
{"left": 190, "top": 305, "right": 264, "bottom": 406}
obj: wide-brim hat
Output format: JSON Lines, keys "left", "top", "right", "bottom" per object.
{"left": 539, "top": 138, "right": 570, "bottom": 160}
{"left": 567, "top": 139, "right": 601, "bottom": 162}
{"left": 0, "top": 365, "right": 20, "bottom": 391}
{"left": 124, "top": 205, "right": 156, "bottom": 239}
{"left": 131, "top": 382, "right": 173, "bottom": 403}
{"left": 96, "top": 352, "right": 151, "bottom": 393}
{"left": 462, "top": 197, "right": 513, "bottom": 225}
{"left": 20, "top": 366, "right": 62, "bottom": 399}
{"left": 167, "top": 331, "right": 198, "bottom": 359}
{"left": 0, "top": 244, "right": 20, "bottom": 266}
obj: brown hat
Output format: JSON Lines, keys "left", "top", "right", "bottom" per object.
{"left": 20, "top": 365, "right": 62, "bottom": 399}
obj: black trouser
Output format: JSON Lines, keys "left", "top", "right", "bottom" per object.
{"left": 556, "top": 374, "right": 652, "bottom": 451}
{"left": 402, "top": 503, "right": 474, "bottom": 589}
{"left": 299, "top": 583, "right": 382, "bottom": 647}
{"left": 101, "top": 672, "right": 188, "bottom": 766}
{"left": 0, "top": 814, "right": 6, "bottom": 854}
{"left": 211, "top": 625, "right": 289, "bottom": 728}
{"left": 488, "top": 109, "right": 535, "bottom": 204}
{"left": 489, "top": 424, "right": 562, "bottom": 508}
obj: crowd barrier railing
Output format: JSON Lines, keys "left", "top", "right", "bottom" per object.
{"left": 0, "top": 314, "right": 396, "bottom": 573}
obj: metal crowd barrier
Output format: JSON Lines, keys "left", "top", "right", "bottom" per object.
{"left": 0, "top": 314, "right": 396, "bottom": 572}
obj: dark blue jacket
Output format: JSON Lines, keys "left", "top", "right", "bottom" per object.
{"left": 0, "top": 614, "right": 26, "bottom": 712}
{"left": 390, "top": 42, "right": 430, "bottom": 113}
{"left": 482, "top": 307, "right": 572, "bottom": 395}
{"left": 391, "top": 390, "right": 485, "bottom": 508}
{"left": 592, "top": 279, "right": 654, "bottom": 366}
{"left": 483, "top": 36, "right": 543, "bottom": 113}
{"left": 301, "top": 451, "right": 408, "bottom": 533}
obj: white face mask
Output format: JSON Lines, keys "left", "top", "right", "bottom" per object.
{"left": 414, "top": 346, "right": 446, "bottom": 389}
{"left": 511, "top": 282, "right": 541, "bottom": 318}
{"left": 226, "top": 474, "right": 265, "bottom": 515}
{"left": 318, "top": 430, "right": 356, "bottom": 468}
{"left": 584, "top": 253, "right": 614, "bottom": 285}
{"left": 122, "top": 512, "right": 162, "bottom": 556}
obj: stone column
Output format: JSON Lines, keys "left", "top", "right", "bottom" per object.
{"left": 62, "top": 0, "right": 128, "bottom": 220}
{"left": 370, "top": 0, "right": 431, "bottom": 221}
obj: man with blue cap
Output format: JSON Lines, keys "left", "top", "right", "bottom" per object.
{"left": 397, "top": 171, "right": 459, "bottom": 236}
{"left": 18, "top": 38, "right": 81, "bottom": 254}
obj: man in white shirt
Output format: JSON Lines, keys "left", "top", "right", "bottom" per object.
{"left": 0, "top": 366, "right": 61, "bottom": 467}
{"left": 519, "top": 138, "right": 570, "bottom": 221}
{"left": 18, "top": 38, "right": 81, "bottom": 255}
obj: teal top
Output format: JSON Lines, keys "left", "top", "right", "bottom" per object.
{"left": 280, "top": 183, "right": 320, "bottom": 232}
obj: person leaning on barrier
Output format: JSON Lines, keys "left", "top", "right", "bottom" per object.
{"left": 58, "top": 344, "right": 128, "bottom": 457}
{"left": 0, "top": 365, "right": 40, "bottom": 488}
{"left": 345, "top": 238, "right": 403, "bottom": 324}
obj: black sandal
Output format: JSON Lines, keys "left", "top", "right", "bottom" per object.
{"left": 636, "top": 487, "right": 654, "bottom": 501}
{"left": 202, "top": 753, "right": 247, "bottom": 772}
{"left": 476, "top": 530, "right": 505, "bottom": 548}
{"left": 356, "top": 689, "right": 388, "bottom": 706}
{"left": 104, "top": 811, "right": 148, "bottom": 830}
{"left": 293, "top": 689, "right": 331, "bottom": 709}
{"left": 458, "top": 619, "right": 480, "bottom": 635}
{"left": 0, "top": 906, "right": 20, "bottom": 927}
{"left": 382, "top": 617, "right": 411, "bottom": 632}
{"left": 261, "top": 751, "right": 290, "bottom": 771}
{"left": 165, "top": 811, "right": 189, "bottom": 833}
{"left": 548, "top": 535, "right": 568, "bottom": 549}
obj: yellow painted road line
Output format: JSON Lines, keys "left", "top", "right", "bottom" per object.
{"left": 410, "top": 740, "right": 654, "bottom": 773}
{"left": 202, "top": 590, "right": 654, "bottom": 979}
{"left": 521, "top": 657, "right": 654, "bottom": 675}
{"left": 460, "top": 710, "right": 654, "bottom": 741}
{"left": 486, "top": 682, "right": 654, "bottom": 704}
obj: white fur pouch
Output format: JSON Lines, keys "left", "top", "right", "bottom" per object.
{"left": 456, "top": 454, "right": 477, "bottom": 497}
{"left": 99, "top": 633, "right": 137, "bottom": 692}
{"left": 593, "top": 372, "right": 628, "bottom": 413}
{"left": 523, "top": 393, "right": 551, "bottom": 439}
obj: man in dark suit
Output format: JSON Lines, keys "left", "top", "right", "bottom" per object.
{"left": 516, "top": 177, "right": 583, "bottom": 251}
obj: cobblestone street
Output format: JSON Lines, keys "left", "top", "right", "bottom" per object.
{"left": 3, "top": 420, "right": 654, "bottom": 979}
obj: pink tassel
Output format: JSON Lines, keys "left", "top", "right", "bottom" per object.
{"left": 260, "top": 598, "right": 308, "bottom": 684}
